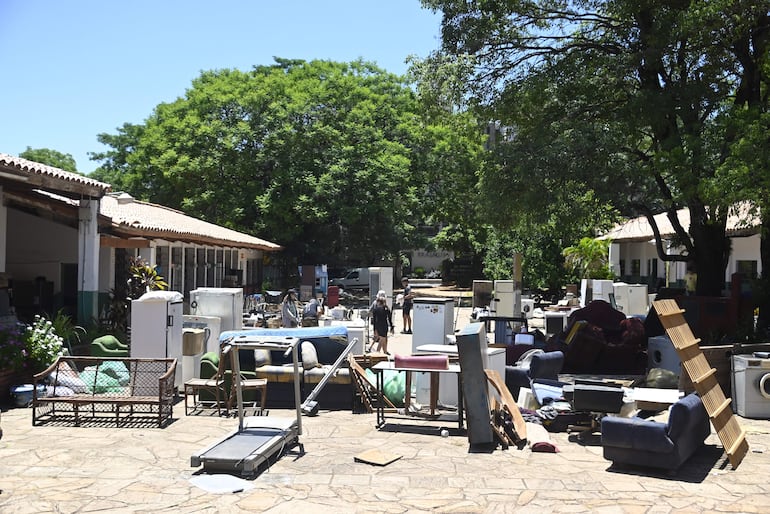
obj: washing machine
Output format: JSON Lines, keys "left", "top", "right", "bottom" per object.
{"left": 647, "top": 335, "right": 681, "bottom": 375}
{"left": 732, "top": 354, "right": 770, "bottom": 419}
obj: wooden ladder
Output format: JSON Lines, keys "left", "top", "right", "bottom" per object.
{"left": 653, "top": 299, "right": 749, "bottom": 469}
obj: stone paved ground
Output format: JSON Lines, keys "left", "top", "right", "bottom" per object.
{"left": 1, "top": 404, "right": 770, "bottom": 513}
{"left": 2, "top": 305, "right": 770, "bottom": 513}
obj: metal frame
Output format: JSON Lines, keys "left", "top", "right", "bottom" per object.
{"left": 191, "top": 335, "right": 303, "bottom": 476}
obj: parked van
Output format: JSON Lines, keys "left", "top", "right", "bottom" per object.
{"left": 329, "top": 268, "right": 370, "bottom": 290}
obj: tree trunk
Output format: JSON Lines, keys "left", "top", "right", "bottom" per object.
{"left": 756, "top": 214, "right": 770, "bottom": 336}
{"left": 689, "top": 218, "right": 731, "bottom": 297}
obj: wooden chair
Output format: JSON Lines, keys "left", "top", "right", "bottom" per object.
{"left": 183, "top": 347, "right": 230, "bottom": 416}
{"left": 227, "top": 348, "right": 268, "bottom": 415}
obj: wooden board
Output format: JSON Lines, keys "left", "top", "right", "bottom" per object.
{"left": 485, "top": 369, "right": 527, "bottom": 444}
{"left": 348, "top": 354, "right": 396, "bottom": 413}
{"left": 653, "top": 299, "right": 749, "bottom": 469}
{"left": 354, "top": 448, "right": 402, "bottom": 466}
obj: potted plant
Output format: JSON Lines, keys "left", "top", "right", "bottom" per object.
{"left": 0, "top": 315, "right": 64, "bottom": 405}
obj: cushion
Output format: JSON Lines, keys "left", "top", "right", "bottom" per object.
{"left": 99, "top": 361, "right": 130, "bottom": 386}
{"left": 394, "top": 354, "right": 449, "bottom": 370}
{"left": 304, "top": 366, "right": 351, "bottom": 385}
{"left": 54, "top": 361, "right": 89, "bottom": 393}
{"left": 46, "top": 384, "right": 75, "bottom": 397}
{"left": 254, "top": 349, "right": 272, "bottom": 367}
{"left": 301, "top": 341, "right": 320, "bottom": 370}
{"left": 80, "top": 366, "right": 124, "bottom": 394}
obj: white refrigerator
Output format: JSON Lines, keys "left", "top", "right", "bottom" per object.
{"left": 412, "top": 297, "right": 455, "bottom": 352}
{"left": 130, "top": 290, "right": 184, "bottom": 390}
{"left": 189, "top": 287, "right": 244, "bottom": 334}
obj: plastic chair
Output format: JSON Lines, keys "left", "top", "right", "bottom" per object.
{"left": 90, "top": 335, "right": 129, "bottom": 358}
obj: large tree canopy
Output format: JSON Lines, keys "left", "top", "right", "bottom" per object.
{"left": 421, "top": 0, "right": 770, "bottom": 297}
{"left": 91, "top": 59, "right": 487, "bottom": 268}
{"left": 20, "top": 147, "right": 78, "bottom": 172}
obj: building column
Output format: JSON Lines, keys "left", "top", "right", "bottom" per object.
{"left": 78, "top": 199, "right": 100, "bottom": 324}
{"left": 0, "top": 187, "right": 6, "bottom": 272}
{"left": 609, "top": 243, "right": 621, "bottom": 278}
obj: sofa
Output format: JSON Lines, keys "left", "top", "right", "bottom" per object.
{"left": 601, "top": 393, "right": 711, "bottom": 472}
{"left": 218, "top": 326, "right": 354, "bottom": 410}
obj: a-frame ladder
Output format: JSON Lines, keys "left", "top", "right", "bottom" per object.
{"left": 653, "top": 299, "right": 749, "bottom": 469}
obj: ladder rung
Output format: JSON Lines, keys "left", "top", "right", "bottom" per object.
{"left": 692, "top": 367, "right": 717, "bottom": 384}
{"left": 727, "top": 429, "right": 748, "bottom": 456}
{"left": 712, "top": 398, "right": 732, "bottom": 418}
{"left": 679, "top": 338, "right": 702, "bottom": 350}
{"left": 657, "top": 309, "right": 685, "bottom": 317}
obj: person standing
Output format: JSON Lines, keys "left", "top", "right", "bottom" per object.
{"left": 401, "top": 276, "right": 414, "bottom": 334}
{"left": 371, "top": 295, "right": 394, "bottom": 354}
{"left": 281, "top": 289, "right": 300, "bottom": 328}
{"left": 302, "top": 296, "right": 323, "bottom": 327}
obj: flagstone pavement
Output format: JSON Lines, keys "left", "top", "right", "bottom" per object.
{"left": 1, "top": 307, "right": 770, "bottom": 513}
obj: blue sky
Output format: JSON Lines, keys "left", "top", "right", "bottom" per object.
{"left": 0, "top": 1, "right": 442, "bottom": 174}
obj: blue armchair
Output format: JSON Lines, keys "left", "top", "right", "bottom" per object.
{"left": 601, "top": 393, "right": 711, "bottom": 472}
{"left": 505, "top": 350, "right": 564, "bottom": 401}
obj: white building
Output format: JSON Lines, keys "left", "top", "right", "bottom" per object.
{"left": 0, "top": 153, "right": 281, "bottom": 323}
{"left": 600, "top": 205, "right": 760, "bottom": 291}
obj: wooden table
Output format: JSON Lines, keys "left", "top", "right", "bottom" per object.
{"left": 372, "top": 361, "right": 464, "bottom": 430}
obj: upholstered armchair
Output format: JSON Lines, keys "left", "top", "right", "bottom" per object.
{"left": 504, "top": 350, "right": 565, "bottom": 400}
{"left": 90, "top": 335, "right": 129, "bottom": 358}
{"left": 601, "top": 393, "right": 711, "bottom": 472}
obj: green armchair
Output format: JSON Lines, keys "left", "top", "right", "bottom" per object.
{"left": 90, "top": 335, "right": 129, "bottom": 358}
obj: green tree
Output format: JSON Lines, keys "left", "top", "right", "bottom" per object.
{"left": 91, "top": 59, "right": 459, "bottom": 274}
{"left": 19, "top": 147, "right": 77, "bottom": 172}
{"left": 421, "top": 0, "right": 769, "bottom": 297}
{"left": 563, "top": 238, "right": 614, "bottom": 282}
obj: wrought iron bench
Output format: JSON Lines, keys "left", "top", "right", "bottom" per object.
{"left": 32, "top": 356, "right": 176, "bottom": 428}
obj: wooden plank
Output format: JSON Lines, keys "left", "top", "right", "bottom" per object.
{"left": 653, "top": 299, "right": 748, "bottom": 469}
{"left": 354, "top": 448, "right": 402, "bottom": 466}
{"left": 485, "top": 369, "right": 527, "bottom": 444}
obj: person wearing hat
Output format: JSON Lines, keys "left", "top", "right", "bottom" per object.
{"left": 370, "top": 292, "right": 394, "bottom": 354}
{"left": 281, "top": 288, "right": 300, "bottom": 328}
{"left": 401, "top": 277, "right": 414, "bottom": 334}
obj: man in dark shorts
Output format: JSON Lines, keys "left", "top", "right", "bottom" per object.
{"left": 401, "top": 276, "right": 413, "bottom": 334}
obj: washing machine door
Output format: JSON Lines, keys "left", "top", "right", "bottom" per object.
{"left": 759, "top": 373, "right": 770, "bottom": 400}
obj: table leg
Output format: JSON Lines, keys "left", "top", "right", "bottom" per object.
{"left": 376, "top": 371, "right": 384, "bottom": 428}
{"left": 457, "top": 372, "right": 464, "bottom": 430}
{"left": 404, "top": 371, "right": 412, "bottom": 410}
{"left": 430, "top": 372, "right": 439, "bottom": 416}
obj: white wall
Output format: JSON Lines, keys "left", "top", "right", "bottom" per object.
{"left": 6, "top": 208, "right": 77, "bottom": 292}
{"left": 411, "top": 249, "right": 453, "bottom": 273}
{"left": 614, "top": 234, "right": 761, "bottom": 286}
{"left": 730, "top": 234, "right": 762, "bottom": 276}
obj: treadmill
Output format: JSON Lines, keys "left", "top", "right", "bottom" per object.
{"left": 191, "top": 335, "right": 302, "bottom": 477}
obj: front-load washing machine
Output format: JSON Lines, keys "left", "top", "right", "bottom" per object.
{"left": 732, "top": 354, "right": 770, "bottom": 418}
{"left": 647, "top": 335, "right": 681, "bottom": 375}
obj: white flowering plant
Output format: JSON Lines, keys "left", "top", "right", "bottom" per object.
{"left": 24, "top": 315, "right": 64, "bottom": 372}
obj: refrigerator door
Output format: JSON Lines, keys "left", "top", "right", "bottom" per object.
{"left": 412, "top": 297, "right": 455, "bottom": 352}
{"left": 190, "top": 288, "right": 244, "bottom": 332}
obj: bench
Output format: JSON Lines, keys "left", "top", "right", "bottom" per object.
{"left": 32, "top": 356, "right": 176, "bottom": 428}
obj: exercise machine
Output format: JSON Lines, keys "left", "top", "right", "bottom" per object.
{"left": 191, "top": 334, "right": 302, "bottom": 477}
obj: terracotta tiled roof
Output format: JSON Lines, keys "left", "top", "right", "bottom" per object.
{"left": 100, "top": 193, "right": 281, "bottom": 251}
{"left": 601, "top": 203, "right": 760, "bottom": 242}
{"left": 0, "top": 153, "right": 111, "bottom": 197}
